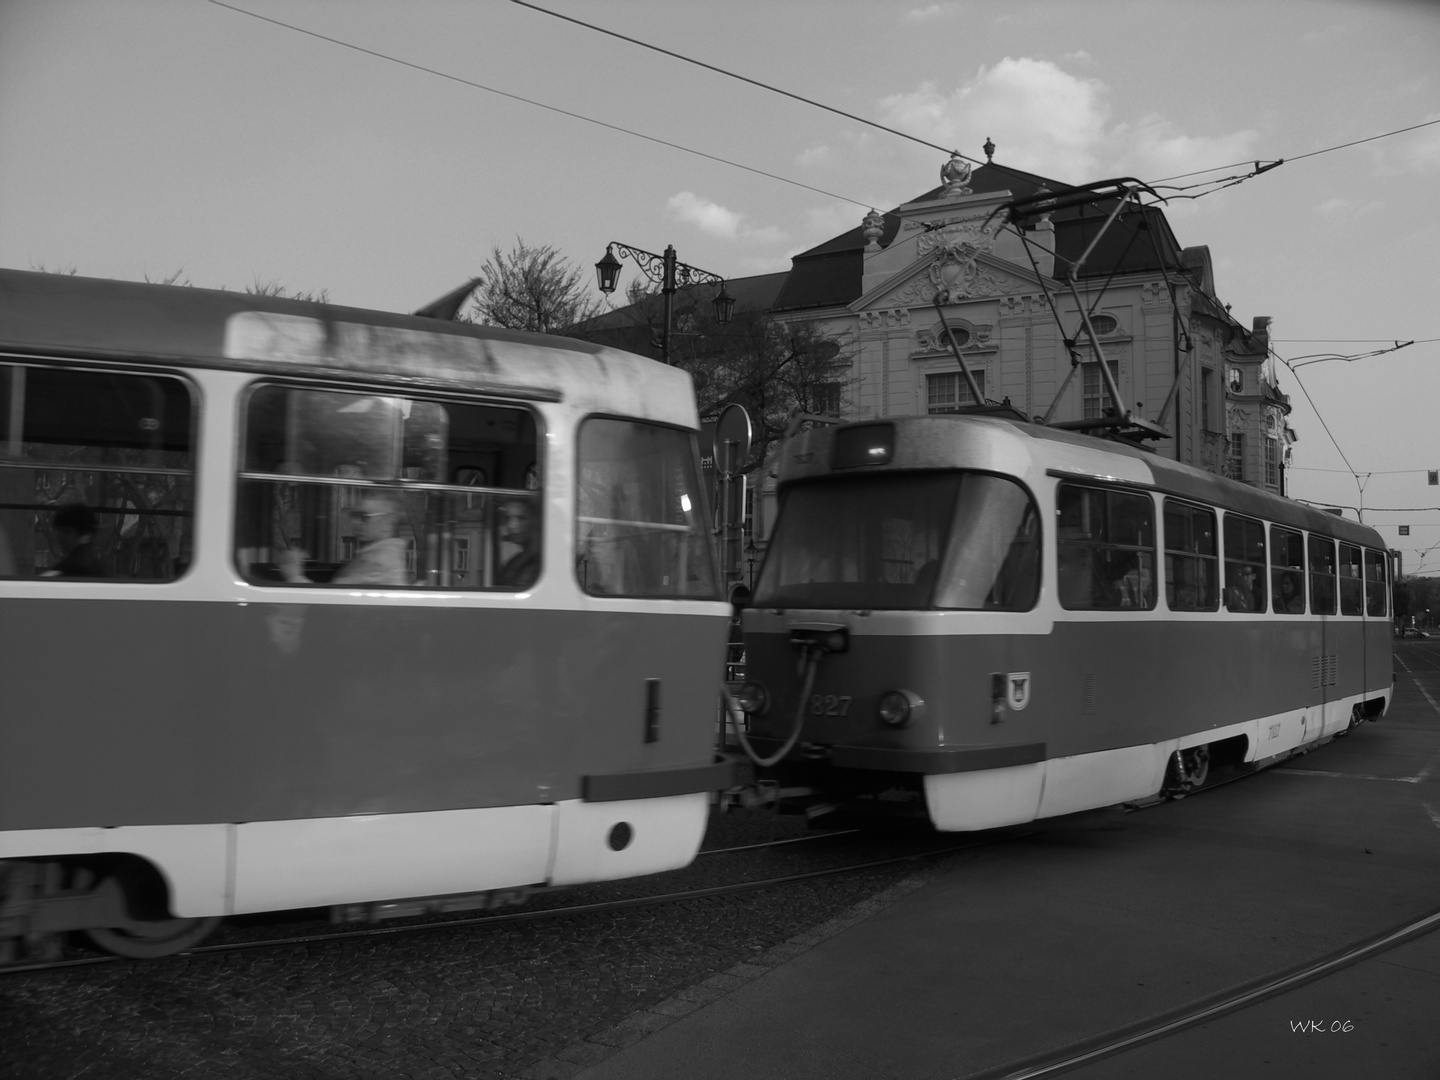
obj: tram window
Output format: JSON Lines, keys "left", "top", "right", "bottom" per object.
{"left": 1270, "top": 526, "right": 1305, "bottom": 613}
{"left": 0, "top": 363, "right": 194, "bottom": 580}
{"left": 933, "top": 474, "right": 1040, "bottom": 611}
{"left": 1308, "top": 535, "right": 1337, "bottom": 616}
{"left": 1222, "top": 514, "right": 1267, "bottom": 613}
{"left": 1337, "top": 543, "right": 1364, "bottom": 616}
{"left": 1056, "top": 484, "right": 1155, "bottom": 611}
{"left": 236, "top": 385, "right": 540, "bottom": 589}
{"left": 1364, "top": 548, "right": 1388, "bottom": 617}
{"left": 1163, "top": 499, "right": 1218, "bottom": 611}
{"left": 754, "top": 472, "right": 1037, "bottom": 611}
{"left": 575, "top": 418, "right": 718, "bottom": 599}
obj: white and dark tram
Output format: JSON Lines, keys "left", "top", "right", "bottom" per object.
{"left": 0, "top": 269, "right": 733, "bottom": 959}
{"left": 732, "top": 413, "right": 1393, "bottom": 830}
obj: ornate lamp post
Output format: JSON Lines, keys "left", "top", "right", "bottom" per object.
{"left": 595, "top": 243, "right": 735, "bottom": 364}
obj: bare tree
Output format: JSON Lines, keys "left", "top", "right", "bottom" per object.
{"left": 578, "top": 284, "right": 851, "bottom": 471}
{"left": 245, "top": 277, "right": 329, "bottom": 303}
{"left": 465, "top": 238, "right": 604, "bottom": 333}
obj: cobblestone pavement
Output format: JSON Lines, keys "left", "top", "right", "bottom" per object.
{"left": 0, "top": 810, "right": 963, "bottom": 1080}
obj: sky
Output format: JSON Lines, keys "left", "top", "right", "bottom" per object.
{"left": 3, "top": 0, "right": 1439, "bottom": 569}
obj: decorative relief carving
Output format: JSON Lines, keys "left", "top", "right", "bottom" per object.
{"left": 859, "top": 308, "right": 912, "bottom": 332}
{"left": 915, "top": 321, "right": 993, "bottom": 353}
{"left": 1142, "top": 281, "right": 1168, "bottom": 304}
{"left": 892, "top": 245, "right": 1016, "bottom": 305}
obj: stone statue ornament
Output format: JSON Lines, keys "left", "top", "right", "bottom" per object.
{"left": 862, "top": 208, "right": 886, "bottom": 250}
{"left": 940, "top": 152, "right": 973, "bottom": 196}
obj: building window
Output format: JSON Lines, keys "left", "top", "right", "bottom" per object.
{"left": 927, "top": 371, "right": 983, "bottom": 413}
{"left": 1264, "top": 437, "right": 1279, "bottom": 487}
{"left": 1226, "top": 365, "right": 1244, "bottom": 393}
{"left": 1082, "top": 361, "right": 1118, "bottom": 419}
{"left": 811, "top": 382, "right": 843, "bottom": 416}
{"left": 1200, "top": 367, "right": 1214, "bottom": 431}
{"left": 1089, "top": 314, "right": 1119, "bottom": 335}
{"left": 1225, "top": 434, "right": 1244, "bottom": 481}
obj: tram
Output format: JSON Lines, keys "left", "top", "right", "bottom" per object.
{"left": 731, "top": 413, "right": 1392, "bottom": 830}
{"left": 0, "top": 268, "right": 733, "bottom": 959}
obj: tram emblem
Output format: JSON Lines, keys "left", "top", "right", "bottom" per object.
{"left": 1006, "top": 672, "right": 1031, "bottom": 711}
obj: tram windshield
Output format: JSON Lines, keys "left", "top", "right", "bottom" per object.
{"left": 753, "top": 472, "right": 1040, "bottom": 610}
{"left": 575, "top": 419, "right": 718, "bottom": 599}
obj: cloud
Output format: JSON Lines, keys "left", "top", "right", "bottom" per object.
{"left": 797, "top": 144, "right": 836, "bottom": 168}
{"left": 1109, "top": 113, "right": 1259, "bottom": 180}
{"left": 666, "top": 192, "right": 787, "bottom": 246}
{"left": 903, "top": 3, "right": 962, "bottom": 22}
{"left": 1372, "top": 115, "right": 1440, "bottom": 176}
{"left": 1313, "top": 198, "right": 1385, "bottom": 219}
{"left": 879, "top": 58, "right": 1110, "bottom": 178}
{"left": 877, "top": 58, "right": 1258, "bottom": 184}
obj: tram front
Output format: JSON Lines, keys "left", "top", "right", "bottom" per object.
{"left": 730, "top": 417, "right": 1047, "bottom": 828}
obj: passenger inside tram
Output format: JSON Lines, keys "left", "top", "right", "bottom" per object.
{"left": 41, "top": 503, "right": 103, "bottom": 578}
{"left": 278, "top": 492, "right": 411, "bottom": 587}
{"left": 1225, "top": 565, "right": 1260, "bottom": 612}
{"left": 496, "top": 497, "right": 540, "bottom": 589}
{"left": 1274, "top": 571, "right": 1305, "bottom": 613}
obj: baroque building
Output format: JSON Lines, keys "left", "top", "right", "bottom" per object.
{"left": 766, "top": 154, "right": 1292, "bottom": 502}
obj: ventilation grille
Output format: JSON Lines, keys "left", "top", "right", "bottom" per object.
{"left": 1311, "top": 654, "right": 1337, "bottom": 689}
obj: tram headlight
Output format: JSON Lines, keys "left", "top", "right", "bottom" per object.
{"left": 877, "top": 689, "right": 924, "bottom": 728}
{"left": 734, "top": 682, "right": 770, "bottom": 716}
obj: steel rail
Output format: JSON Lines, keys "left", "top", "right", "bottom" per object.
{"left": 0, "top": 831, "right": 981, "bottom": 977}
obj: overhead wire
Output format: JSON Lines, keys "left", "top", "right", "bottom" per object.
{"left": 212, "top": 0, "right": 1440, "bottom": 224}
{"left": 209, "top": 0, "right": 1433, "bottom": 502}
{"left": 203, "top": 0, "right": 873, "bottom": 210}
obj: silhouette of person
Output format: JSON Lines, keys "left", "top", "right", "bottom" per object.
{"left": 497, "top": 498, "right": 540, "bottom": 588}
{"left": 43, "top": 503, "right": 103, "bottom": 577}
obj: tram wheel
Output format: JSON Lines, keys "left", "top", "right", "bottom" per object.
{"left": 1162, "top": 745, "right": 1210, "bottom": 800}
{"left": 83, "top": 916, "right": 221, "bottom": 959}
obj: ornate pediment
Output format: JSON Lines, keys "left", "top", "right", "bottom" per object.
{"left": 879, "top": 247, "right": 1034, "bottom": 308}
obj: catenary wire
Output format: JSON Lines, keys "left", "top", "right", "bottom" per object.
{"left": 203, "top": 0, "right": 873, "bottom": 210}
{"left": 510, "top": 0, "right": 1440, "bottom": 207}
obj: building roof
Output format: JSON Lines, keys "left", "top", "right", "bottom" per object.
{"left": 773, "top": 162, "right": 1189, "bottom": 314}
{"left": 582, "top": 161, "right": 1199, "bottom": 326}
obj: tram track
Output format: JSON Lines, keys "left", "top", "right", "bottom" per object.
{"left": 961, "top": 901, "right": 1440, "bottom": 1080}
{"left": 0, "top": 825, "right": 981, "bottom": 978}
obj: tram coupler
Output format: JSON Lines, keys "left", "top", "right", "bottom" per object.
{"left": 788, "top": 623, "right": 849, "bottom": 654}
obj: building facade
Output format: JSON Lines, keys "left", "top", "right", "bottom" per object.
{"left": 765, "top": 156, "right": 1293, "bottom": 508}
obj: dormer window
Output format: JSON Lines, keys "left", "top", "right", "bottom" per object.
{"left": 1226, "top": 364, "right": 1244, "bottom": 393}
{"left": 1089, "top": 314, "right": 1118, "bottom": 335}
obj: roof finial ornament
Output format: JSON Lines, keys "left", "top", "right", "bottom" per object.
{"left": 983, "top": 137, "right": 995, "bottom": 163}
{"left": 862, "top": 208, "right": 886, "bottom": 251}
{"left": 940, "top": 152, "right": 973, "bottom": 197}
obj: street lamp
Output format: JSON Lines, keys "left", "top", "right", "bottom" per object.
{"left": 595, "top": 242, "right": 735, "bottom": 364}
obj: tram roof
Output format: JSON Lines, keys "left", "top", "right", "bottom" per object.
{"left": 0, "top": 269, "right": 698, "bottom": 425}
{"left": 784, "top": 413, "right": 1383, "bottom": 548}
{"left": 1009, "top": 418, "right": 1381, "bottom": 546}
